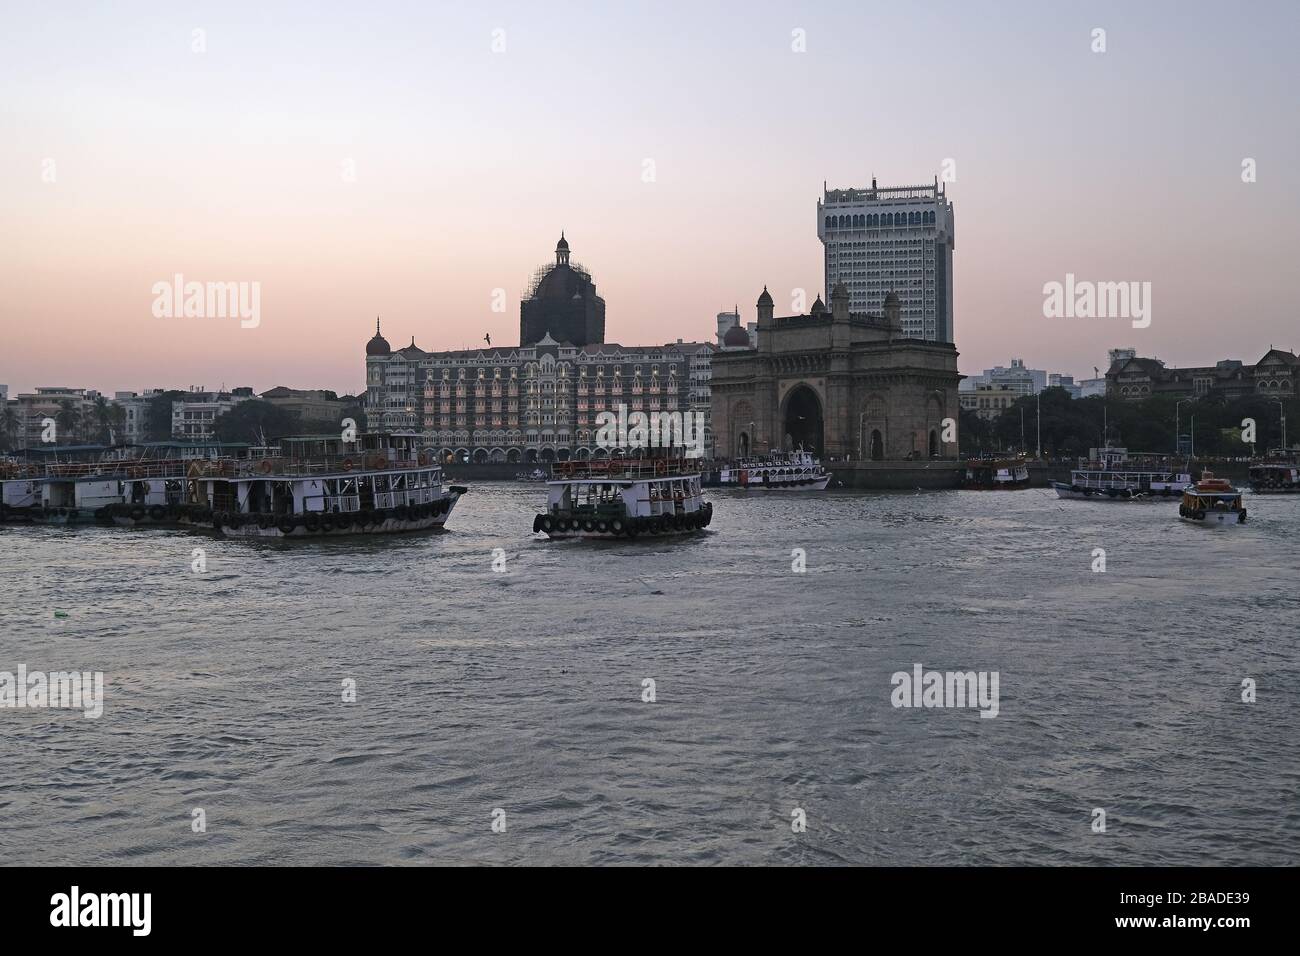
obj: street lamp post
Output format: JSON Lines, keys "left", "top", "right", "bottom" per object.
{"left": 1275, "top": 400, "right": 1288, "bottom": 453}
{"left": 1175, "top": 399, "right": 1192, "bottom": 457}
{"left": 1036, "top": 391, "right": 1041, "bottom": 460}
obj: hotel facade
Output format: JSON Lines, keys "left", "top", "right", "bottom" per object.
{"left": 364, "top": 237, "right": 716, "bottom": 463}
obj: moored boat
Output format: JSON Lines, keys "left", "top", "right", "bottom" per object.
{"left": 192, "top": 433, "right": 465, "bottom": 538}
{"left": 533, "top": 457, "right": 712, "bottom": 539}
{"left": 1179, "top": 472, "right": 1247, "bottom": 527}
{"left": 718, "top": 449, "right": 830, "bottom": 491}
{"left": 1248, "top": 462, "right": 1300, "bottom": 494}
{"left": 963, "top": 458, "right": 1030, "bottom": 490}
{"left": 1051, "top": 447, "right": 1191, "bottom": 501}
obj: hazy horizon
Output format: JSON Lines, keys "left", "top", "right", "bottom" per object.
{"left": 3, "top": 0, "right": 1298, "bottom": 398}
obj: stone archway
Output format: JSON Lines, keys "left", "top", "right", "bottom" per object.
{"left": 506, "top": 448, "right": 521, "bottom": 463}
{"left": 782, "top": 384, "right": 824, "bottom": 456}
{"left": 870, "top": 429, "right": 884, "bottom": 460}
{"left": 738, "top": 431, "right": 750, "bottom": 457}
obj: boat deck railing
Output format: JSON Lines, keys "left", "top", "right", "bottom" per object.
{"left": 34, "top": 459, "right": 193, "bottom": 481}
{"left": 192, "top": 455, "right": 434, "bottom": 479}
{"left": 1070, "top": 470, "right": 1189, "bottom": 484}
{"left": 551, "top": 459, "right": 701, "bottom": 481}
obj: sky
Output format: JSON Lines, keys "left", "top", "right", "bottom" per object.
{"left": 2, "top": 0, "right": 1298, "bottom": 398}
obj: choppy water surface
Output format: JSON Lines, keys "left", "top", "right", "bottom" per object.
{"left": 2, "top": 484, "right": 1297, "bottom": 865}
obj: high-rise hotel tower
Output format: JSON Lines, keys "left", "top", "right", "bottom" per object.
{"left": 817, "top": 179, "right": 955, "bottom": 343}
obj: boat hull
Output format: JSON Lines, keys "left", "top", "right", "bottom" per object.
{"left": 1179, "top": 512, "right": 1247, "bottom": 528}
{"left": 1051, "top": 482, "right": 1181, "bottom": 501}
{"left": 216, "top": 492, "right": 464, "bottom": 538}
{"left": 217, "top": 512, "right": 453, "bottom": 537}
{"left": 721, "top": 475, "right": 831, "bottom": 491}
{"left": 534, "top": 508, "right": 712, "bottom": 539}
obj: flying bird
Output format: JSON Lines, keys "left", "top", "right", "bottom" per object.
{"left": 484, "top": 333, "right": 491, "bottom": 347}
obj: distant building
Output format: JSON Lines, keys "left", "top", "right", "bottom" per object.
{"left": 171, "top": 386, "right": 254, "bottom": 440}
{"left": 11, "top": 387, "right": 99, "bottom": 447}
{"left": 817, "top": 178, "right": 956, "bottom": 343}
{"left": 716, "top": 309, "right": 756, "bottom": 350}
{"left": 366, "top": 326, "right": 715, "bottom": 462}
{"left": 259, "top": 387, "right": 348, "bottom": 427}
{"left": 1107, "top": 349, "right": 1298, "bottom": 401}
{"left": 960, "top": 383, "right": 1022, "bottom": 421}
{"left": 519, "top": 235, "right": 606, "bottom": 348}
{"left": 711, "top": 283, "right": 961, "bottom": 460}
{"left": 960, "top": 358, "right": 1046, "bottom": 397}
{"left": 112, "top": 390, "right": 164, "bottom": 444}
{"left": 1047, "top": 373, "right": 1081, "bottom": 399}
{"left": 363, "top": 234, "right": 720, "bottom": 461}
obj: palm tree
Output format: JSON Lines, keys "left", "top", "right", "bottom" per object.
{"left": 55, "top": 400, "right": 83, "bottom": 445}
{"left": 92, "top": 395, "right": 112, "bottom": 443}
{"left": 0, "top": 405, "right": 19, "bottom": 451}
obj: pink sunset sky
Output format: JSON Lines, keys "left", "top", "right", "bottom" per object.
{"left": 2, "top": 0, "right": 1297, "bottom": 398}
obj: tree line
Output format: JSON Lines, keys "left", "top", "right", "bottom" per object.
{"left": 959, "top": 387, "right": 1297, "bottom": 460}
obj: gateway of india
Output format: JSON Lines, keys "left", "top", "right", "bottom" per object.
{"left": 711, "top": 283, "right": 961, "bottom": 461}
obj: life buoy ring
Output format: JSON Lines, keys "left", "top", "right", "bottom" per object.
{"left": 654, "top": 460, "right": 667, "bottom": 476}
{"left": 343, "top": 458, "right": 354, "bottom": 472}
{"left": 259, "top": 460, "right": 273, "bottom": 474}
{"left": 609, "top": 461, "right": 623, "bottom": 477}
{"left": 418, "top": 452, "right": 430, "bottom": 467}
{"left": 372, "top": 455, "right": 388, "bottom": 470}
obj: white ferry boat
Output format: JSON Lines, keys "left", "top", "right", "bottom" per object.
{"left": 718, "top": 450, "right": 831, "bottom": 491}
{"left": 1179, "top": 472, "right": 1247, "bottom": 527}
{"left": 1051, "top": 447, "right": 1191, "bottom": 501}
{"left": 533, "top": 457, "right": 712, "bottom": 539}
{"left": 962, "top": 458, "right": 1031, "bottom": 490}
{"left": 190, "top": 433, "right": 466, "bottom": 538}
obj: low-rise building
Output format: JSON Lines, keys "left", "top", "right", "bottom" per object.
{"left": 1107, "top": 349, "right": 1297, "bottom": 401}
{"left": 171, "top": 387, "right": 254, "bottom": 440}
{"left": 259, "top": 387, "right": 349, "bottom": 427}
{"left": 960, "top": 383, "right": 1023, "bottom": 421}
